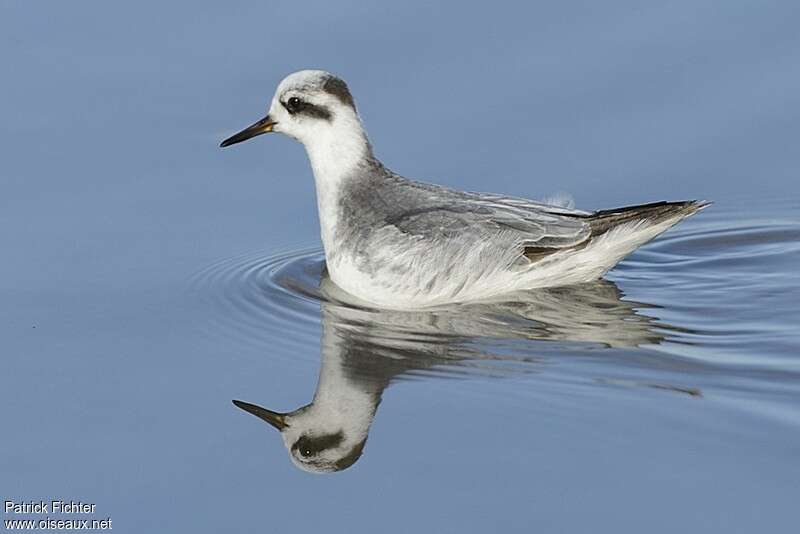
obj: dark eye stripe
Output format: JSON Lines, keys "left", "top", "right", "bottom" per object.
{"left": 291, "top": 431, "right": 344, "bottom": 458}
{"left": 282, "top": 98, "right": 332, "bottom": 121}
{"left": 300, "top": 103, "right": 332, "bottom": 121}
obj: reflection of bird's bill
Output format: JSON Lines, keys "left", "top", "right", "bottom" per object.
{"left": 232, "top": 399, "right": 287, "bottom": 430}
{"left": 319, "top": 276, "right": 668, "bottom": 349}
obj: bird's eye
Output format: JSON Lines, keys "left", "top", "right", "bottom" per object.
{"left": 299, "top": 447, "right": 312, "bottom": 458}
{"left": 286, "top": 97, "right": 302, "bottom": 112}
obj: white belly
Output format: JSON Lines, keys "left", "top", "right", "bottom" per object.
{"left": 324, "top": 217, "right": 684, "bottom": 309}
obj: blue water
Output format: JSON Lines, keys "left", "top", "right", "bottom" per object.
{"left": 2, "top": 1, "right": 799, "bottom": 532}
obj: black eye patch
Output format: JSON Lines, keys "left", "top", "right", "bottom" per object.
{"left": 292, "top": 431, "right": 344, "bottom": 459}
{"left": 282, "top": 97, "right": 332, "bottom": 121}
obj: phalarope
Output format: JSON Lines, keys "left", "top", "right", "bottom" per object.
{"left": 221, "top": 70, "right": 708, "bottom": 308}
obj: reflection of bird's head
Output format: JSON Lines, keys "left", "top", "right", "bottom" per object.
{"left": 233, "top": 399, "right": 369, "bottom": 474}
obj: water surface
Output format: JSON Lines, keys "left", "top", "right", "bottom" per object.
{"left": 2, "top": 1, "right": 799, "bottom": 532}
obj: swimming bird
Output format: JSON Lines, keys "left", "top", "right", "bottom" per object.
{"left": 221, "top": 70, "right": 708, "bottom": 308}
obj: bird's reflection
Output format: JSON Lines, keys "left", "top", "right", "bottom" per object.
{"left": 234, "top": 276, "right": 674, "bottom": 473}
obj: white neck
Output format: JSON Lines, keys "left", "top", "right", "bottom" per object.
{"left": 306, "top": 315, "right": 383, "bottom": 440}
{"left": 302, "top": 114, "right": 373, "bottom": 254}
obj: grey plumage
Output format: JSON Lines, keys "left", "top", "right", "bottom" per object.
{"left": 336, "top": 156, "right": 706, "bottom": 266}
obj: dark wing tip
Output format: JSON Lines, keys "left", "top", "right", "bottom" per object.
{"left": 588, "top": 199, "right": 710, "bottom": 236}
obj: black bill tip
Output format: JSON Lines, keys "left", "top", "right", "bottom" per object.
{"left": 220, "top": 115, "right": 276, "bottom": 148}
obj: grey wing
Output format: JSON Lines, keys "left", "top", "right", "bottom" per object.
{"left": 386, "top": 195, "right": 591, "bottom": 261}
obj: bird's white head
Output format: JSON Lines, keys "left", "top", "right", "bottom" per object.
{"left": 221, "top": 70, "right": 372, "bottom": 179}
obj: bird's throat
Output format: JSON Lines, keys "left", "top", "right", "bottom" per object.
{"left": 304, "top": 122, "right": 373, "bottom": 256}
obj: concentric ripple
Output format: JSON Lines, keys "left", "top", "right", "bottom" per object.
{"left": 189, "top": 245, "right": 329, "bottom": 357}
{"left": 189, "top": 213, "right": 800, "bottom": 387}
{"left": 610, "top": 217, "right": 800, "bottom": 371}
{"left": 188, "top": 244, "right": 689, "bottom": 369}
{"left": 620, "top": 220, "right": 800, "bottom": 275}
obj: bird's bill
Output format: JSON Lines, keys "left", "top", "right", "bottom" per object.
{"left": 232, "top": 399, "right": 288, "bottom": 430}
{"left": 220, "top": 115, "right": 276, "bottom": 147}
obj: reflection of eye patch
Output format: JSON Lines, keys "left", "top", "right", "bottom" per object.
{"left": 292, "top": 431, "right": 344, "bottom": 458}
